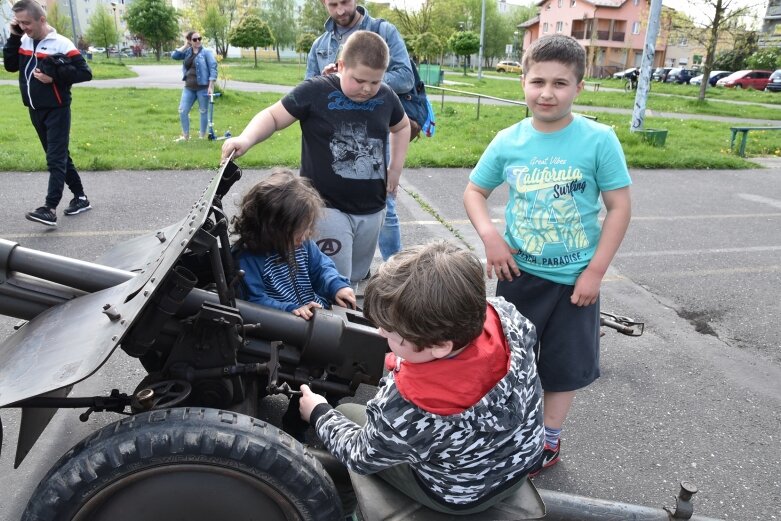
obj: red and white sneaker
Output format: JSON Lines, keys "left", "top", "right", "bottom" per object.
{"left": 529, "top": 441, "right": 561, "bottom": 477}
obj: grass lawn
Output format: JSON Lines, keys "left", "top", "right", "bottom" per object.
{"left": 1, "top": 86, "right": 778, "bottom": 173}
{"left": 0, "top": 59, "right": 137, "bottom": 80}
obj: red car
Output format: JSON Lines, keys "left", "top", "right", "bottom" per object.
{"left": 716, "top": 70, "right": 773, "bottom": 90}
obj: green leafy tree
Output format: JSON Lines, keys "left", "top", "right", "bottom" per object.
{"left": 200, "top": 0, "right": 241, "bottom": 59}
{"left": 125, "top": 0, "right": 179, "bottom": 61}
{"left": 46, "top": 1, "right": 73, "bottom": 41}
{"left": 262, "top": 0, "right": 296, "bottom": 61}
{"left": 448, "top": 30, "right": 479, "bottom": 75}
{"left": 746, "top": 47, "right": 781, "bottom": 70}
{"left": 229, "top": 12, "right": 274, "bottom": 67}
{"left": 85, "top": 5, "right": 119, "bottom": 58}
{"left": 296, "top": 32, "right": 317, "bottom": 63}
{"left": 412, "top": 32, "right": 443, "bottom": 64}
{"left": 299, "top": 0, "right": 327, "bottom": 36}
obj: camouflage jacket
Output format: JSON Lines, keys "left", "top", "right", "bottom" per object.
{"left": 312, "top": 297, "right": 544, "bottom": 505}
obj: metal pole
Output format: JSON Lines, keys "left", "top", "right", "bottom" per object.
{"left": 110, "top": 1, "right": 121, "bottom": 62}
{"left": 65, "top": 0, "right": 77, "bottom": 43}
{"left": 630, "top": 0, "right": 663, "bottom": 132}
{"left": 477, "top": 0, "right": 486, "bottom": 80}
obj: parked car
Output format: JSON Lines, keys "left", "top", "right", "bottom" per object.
{"left": 651, "top": 67, "right": 672, "bottom": 82}
{"left": 88, "top": 46, "right": 106, "bottom": 54}
{"left": 716, "top": 70, "right": 773, "bottom": 90}
{"left": 612, "top": 67, "right": 638, "bottom": 79}
{"left": 765, "top": 69, "right": 781, "bottom": 93}
{"left": 689, "top": 70, "right": 731, "bottom": 86}
{"left": 665, "top": 67, "right": 698, "bottom": 84}
{"left": 495, "top": 60, "right": 522, "bottom": 74}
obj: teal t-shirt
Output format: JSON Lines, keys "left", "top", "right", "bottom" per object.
{"left": 470, "top": 115, "right": 632, "bottom": 285}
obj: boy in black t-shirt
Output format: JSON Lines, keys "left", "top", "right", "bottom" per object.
{"left": 221, "top": 31, "right": 410, "bottom": 286}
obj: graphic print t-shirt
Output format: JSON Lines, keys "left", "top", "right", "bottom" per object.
{"left": 281, "top": 75, "right": 404, "bottom": 215}
{"left": 470, "top": 116, "right": 632, "bottom": 285}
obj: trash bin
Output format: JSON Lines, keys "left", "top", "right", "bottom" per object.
{"left": 418, "top": 64, "right": 442, "bottom": 86}
{"left": 639, "top": 128, "right": 667, "bottom": 147}
{"left": 86, "top": 52, "right": 92, "bottom": 61}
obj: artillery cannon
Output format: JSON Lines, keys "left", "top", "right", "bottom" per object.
{"left": 0, "top": 161, "right": 719, "bottom": 520}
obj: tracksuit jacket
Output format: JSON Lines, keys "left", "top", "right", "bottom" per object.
{"left": 3, "top": 29, "right": 92, "bottom": 109}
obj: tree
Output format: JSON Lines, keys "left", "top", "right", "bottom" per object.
{"left": 199, "top": 0, "right": 241, "bottom": 59}
{"left": 448, "top": 30, "right": 479, "bottom": 75}
{"left": 412, "top": 32, "right": 443, "bottom": 64}
{"left": 85, "top": 4, "right": 119, "bottom": 58}
{"left": 746, "top": 47, "right": 781, "bottom": 70}
{"left": 229, "top": 12, "right": 274, "bottom": 67}
{"left": 296, "top": 32, "right": 317, "bottom": 63}
{"left": 46, "top": 1, "right": 73, "bottom": 41}
{"left": 299, "top": 0, "right": 327, "bottom": 36}
{"left": 262, "top": 0, "right": 296, "bottom": 61}
{"left": 125, "top": 0, "right": 179, "bottom": 61}
{"left": 684, "top": 0, "right": 763, "bottom": 101}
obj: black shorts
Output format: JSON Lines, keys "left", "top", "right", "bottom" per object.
{"left": 497, "top": 272, "right": 600, "bottom": 392}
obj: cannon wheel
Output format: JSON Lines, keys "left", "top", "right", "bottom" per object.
{"left": 22, "top": 407, "right": 342, "bottom": 521}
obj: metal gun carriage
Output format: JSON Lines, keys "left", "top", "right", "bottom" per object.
{"left": 0, "top": 161, "right": 716, "bottom": 521}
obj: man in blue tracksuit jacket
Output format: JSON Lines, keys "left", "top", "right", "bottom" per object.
{"left": 3, "top": 0, "right": 93, "bottom": 227}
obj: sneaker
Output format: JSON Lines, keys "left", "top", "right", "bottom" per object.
{"left": 174, "top": 135, "right": 189, "bottom": 142}
{"left": 64, "top": 196, "right": 92, "bottom": 215}
{"left": 529, "top": 442, "right": 560, "bottom": 477}
{"left": 25, "top": 206, "right": 57, "bottom": 226}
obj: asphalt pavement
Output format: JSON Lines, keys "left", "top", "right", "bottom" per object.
{"left": 1, "top": 162, "right": 780, "bottom": 520}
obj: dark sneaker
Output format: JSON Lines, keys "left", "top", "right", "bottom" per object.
{"left": 529, "top": 442, "right": 561, "bottom": 477}
{"left": 25, "top": 206, "right": 57, "bottom": 226}
{"left": 64, "top": 196, "right": 92, "bottom": 215}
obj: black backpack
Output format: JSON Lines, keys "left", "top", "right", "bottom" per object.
{"left": 370, "top": 18, "right": 430, "bottom": 140}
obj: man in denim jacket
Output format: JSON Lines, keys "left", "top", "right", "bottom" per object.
{"left": 306, "top": 0, "right": 413, "bottom": 263}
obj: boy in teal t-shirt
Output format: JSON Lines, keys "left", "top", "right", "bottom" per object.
{"left": 463, "top": 34, "right": 632, "bottom": 475}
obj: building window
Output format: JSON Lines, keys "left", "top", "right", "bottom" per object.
{"left": 678, "top": 36, "right": 688, "bottom": 46}
{"left": 632, "top": 21, "right": 641, "bottom": 34}
{"left": 558, "top": 0, "right": 562, "bottom": 7}
{"left": 556, "top": 21, "right": 563, "bottom": 33}
{"left": 543, "top": 22, "right": 549, "bottom": 33}
{"left": 571, "top": 0, "right": 576, "bottom": 6}
{"left": 633, "top": 0, "right": 640, "bottom": 5}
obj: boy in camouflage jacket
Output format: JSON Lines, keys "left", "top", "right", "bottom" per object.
{"left": 299, "top": 241, "right": 544, "bottom": 515}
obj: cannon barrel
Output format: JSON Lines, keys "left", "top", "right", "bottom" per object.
{"left": 0, "top": 238, "right": 384, "bottom": 384}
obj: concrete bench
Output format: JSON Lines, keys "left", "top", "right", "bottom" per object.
{"left": 349, "top": 469, "right": 545, "bottom": 521}
{"left": 729, "top": 126, "right": 781, "bottom": 157}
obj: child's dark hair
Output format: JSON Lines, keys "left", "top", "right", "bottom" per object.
{"left": 522, "top": 35, "right": 586, "bottom": 82}
{"left": 232, "top": 168, "right": 323, "bottom": 258}
{"left": 341, "top": 31, "right": 389, "bottom": 72}
{"left": 363, "top": 241, "right": 486, "bottom": 351}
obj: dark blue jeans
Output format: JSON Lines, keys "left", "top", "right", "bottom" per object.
{"left": 28, "top": 106, "right": 85, "bottom": 209}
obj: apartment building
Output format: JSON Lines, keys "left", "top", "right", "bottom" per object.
{"left": 521, "top": 0, "right": 671, "bottom": 78}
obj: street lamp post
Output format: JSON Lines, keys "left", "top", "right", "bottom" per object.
{"left": 110, "top": 1, "right": 121, "bottom": 63}
{"left": 513, "top": 30, "right": 519, "bottom": 61}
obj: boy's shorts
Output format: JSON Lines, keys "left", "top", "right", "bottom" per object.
{"left": 497, "top": 272, "right": 600, "bottom": 392}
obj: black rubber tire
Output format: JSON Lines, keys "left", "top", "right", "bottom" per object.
{"left": 22, "top": 407, "right": 342, "bottom": 521}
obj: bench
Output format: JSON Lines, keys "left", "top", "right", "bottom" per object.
{"left": 349, "top": 469, "right": 545, "bottom": 520}
{"left": 584, "top": 81, "right": 601, "bottom": 92}
{"left": 729, "top": 126, "right": 781, "bottom": 157}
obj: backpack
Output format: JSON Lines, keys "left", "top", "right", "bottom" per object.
{"left": 370, "top": 19, "right": 435, "bottom": 140}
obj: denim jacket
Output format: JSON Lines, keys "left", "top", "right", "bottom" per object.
{"left": 171, "top": 47, "right": 218, "bottom": 87}
{"left": 305, "top": 5, "right": 414, "bottom": 95}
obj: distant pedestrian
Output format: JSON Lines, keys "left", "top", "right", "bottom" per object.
{"left": 171, "top": 31, "right": 217, "bottom": 142}
{"left": 464, "top": 34, "right": 632, "bottom": 476}
{"left": 3, "top": 0, "right": 93, "bottom": 227}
